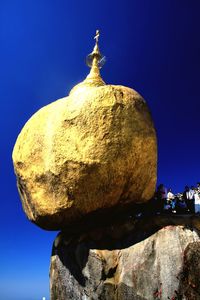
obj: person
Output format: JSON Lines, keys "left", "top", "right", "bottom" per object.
{"left": 167, "top": 188, "right": 174, "bottom": 200}
{"left": 194, "top": 184, "right": 200, "bottom": 214}
{"left": 163, "top": 199, "right": 172, "bottom": 213}
{"left": 197, "top": 182, "right": 200, "bottom": 194}
{"left": 155, "top": 184, "right": 167, "bottom": 214}
{"left": 167, "top": 188, "right": 176, "bottom": 213}
{"left": 194, "top": 189, "right": 200, "bottom": 214}
{"left": 160, "top": 184, "right": 168, "bottom": 201}
{"left": 183, "top": 186, "right": 195, "bottom": 214}
{"left": 189, "top": 186, "right": 195, "bottom": 213}
{"left": 183, "top": 186, "right": 189, "bottom": 213}
{"left": 176, "top": 196, "right": 187, "bottom": 214}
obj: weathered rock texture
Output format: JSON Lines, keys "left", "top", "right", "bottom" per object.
{"left": 12, "top": 81, "right": 157, "bottom": 230}
{"left": 50, "top": 225, "right": 200, "bottom": 300}
{"left": 179, "top": 241, "right": 200, "bottom": 299}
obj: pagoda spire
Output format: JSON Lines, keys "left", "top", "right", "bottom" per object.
{"left": 85, "top": 30, "right": 106, "bottom": 84}
{"left": 69, "top": 30, "right": 106, "bottom": 94}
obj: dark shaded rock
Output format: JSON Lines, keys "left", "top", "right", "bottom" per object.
{"left": 60, "top": 209, "right": 200, "bottom": 242}
{"left": 50, "top": 226, "right": 200, "bottom": 300}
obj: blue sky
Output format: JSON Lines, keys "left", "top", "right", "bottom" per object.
{"left": 1, "top": 1, "right": 200, "bottom": 299}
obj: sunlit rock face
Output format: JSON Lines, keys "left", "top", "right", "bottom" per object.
{"left": 12, "top": 81, "right": 157, "bottom": 230}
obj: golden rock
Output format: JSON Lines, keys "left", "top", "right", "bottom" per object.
{"left": 12, "top": 32, "right": 157, "bottom": 230}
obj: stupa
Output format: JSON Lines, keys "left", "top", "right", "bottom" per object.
{"left": 12, "top": 31, "right": 157, "bottom": 230}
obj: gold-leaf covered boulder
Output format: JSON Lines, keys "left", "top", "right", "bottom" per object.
{"left": 12, "top": 33, "right": 157, "bottom": 230}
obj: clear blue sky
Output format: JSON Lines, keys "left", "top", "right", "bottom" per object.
{"left": 1, "top": 1, "right": 200, "bottom": 299}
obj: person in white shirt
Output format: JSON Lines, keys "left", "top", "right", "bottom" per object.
{"left": 167, "top": 188, "right": 176, "bottom": 213}
{"left": 195, "top": 185, "right": 200, "bottom": 214}
{"left": 167, "top": 189, "right": 174, "bottom": 200}
{"left": 183, "top": 186, "right": 195, "bottom": 213}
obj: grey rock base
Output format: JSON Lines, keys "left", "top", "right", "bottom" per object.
{"left": 50, "top": 219, "right": 200, "bottom": 299}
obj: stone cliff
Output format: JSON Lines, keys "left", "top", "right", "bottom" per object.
{"left": 50, "top": 216, "right": 200, "bottom": 300}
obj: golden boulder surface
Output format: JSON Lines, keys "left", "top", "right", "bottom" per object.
{"left": 12, "top": 38, "right": 157, "bottom": 230}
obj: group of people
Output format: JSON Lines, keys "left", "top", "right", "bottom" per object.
{"left": 155, "top": 183, "right": 200, "bottom": 214}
